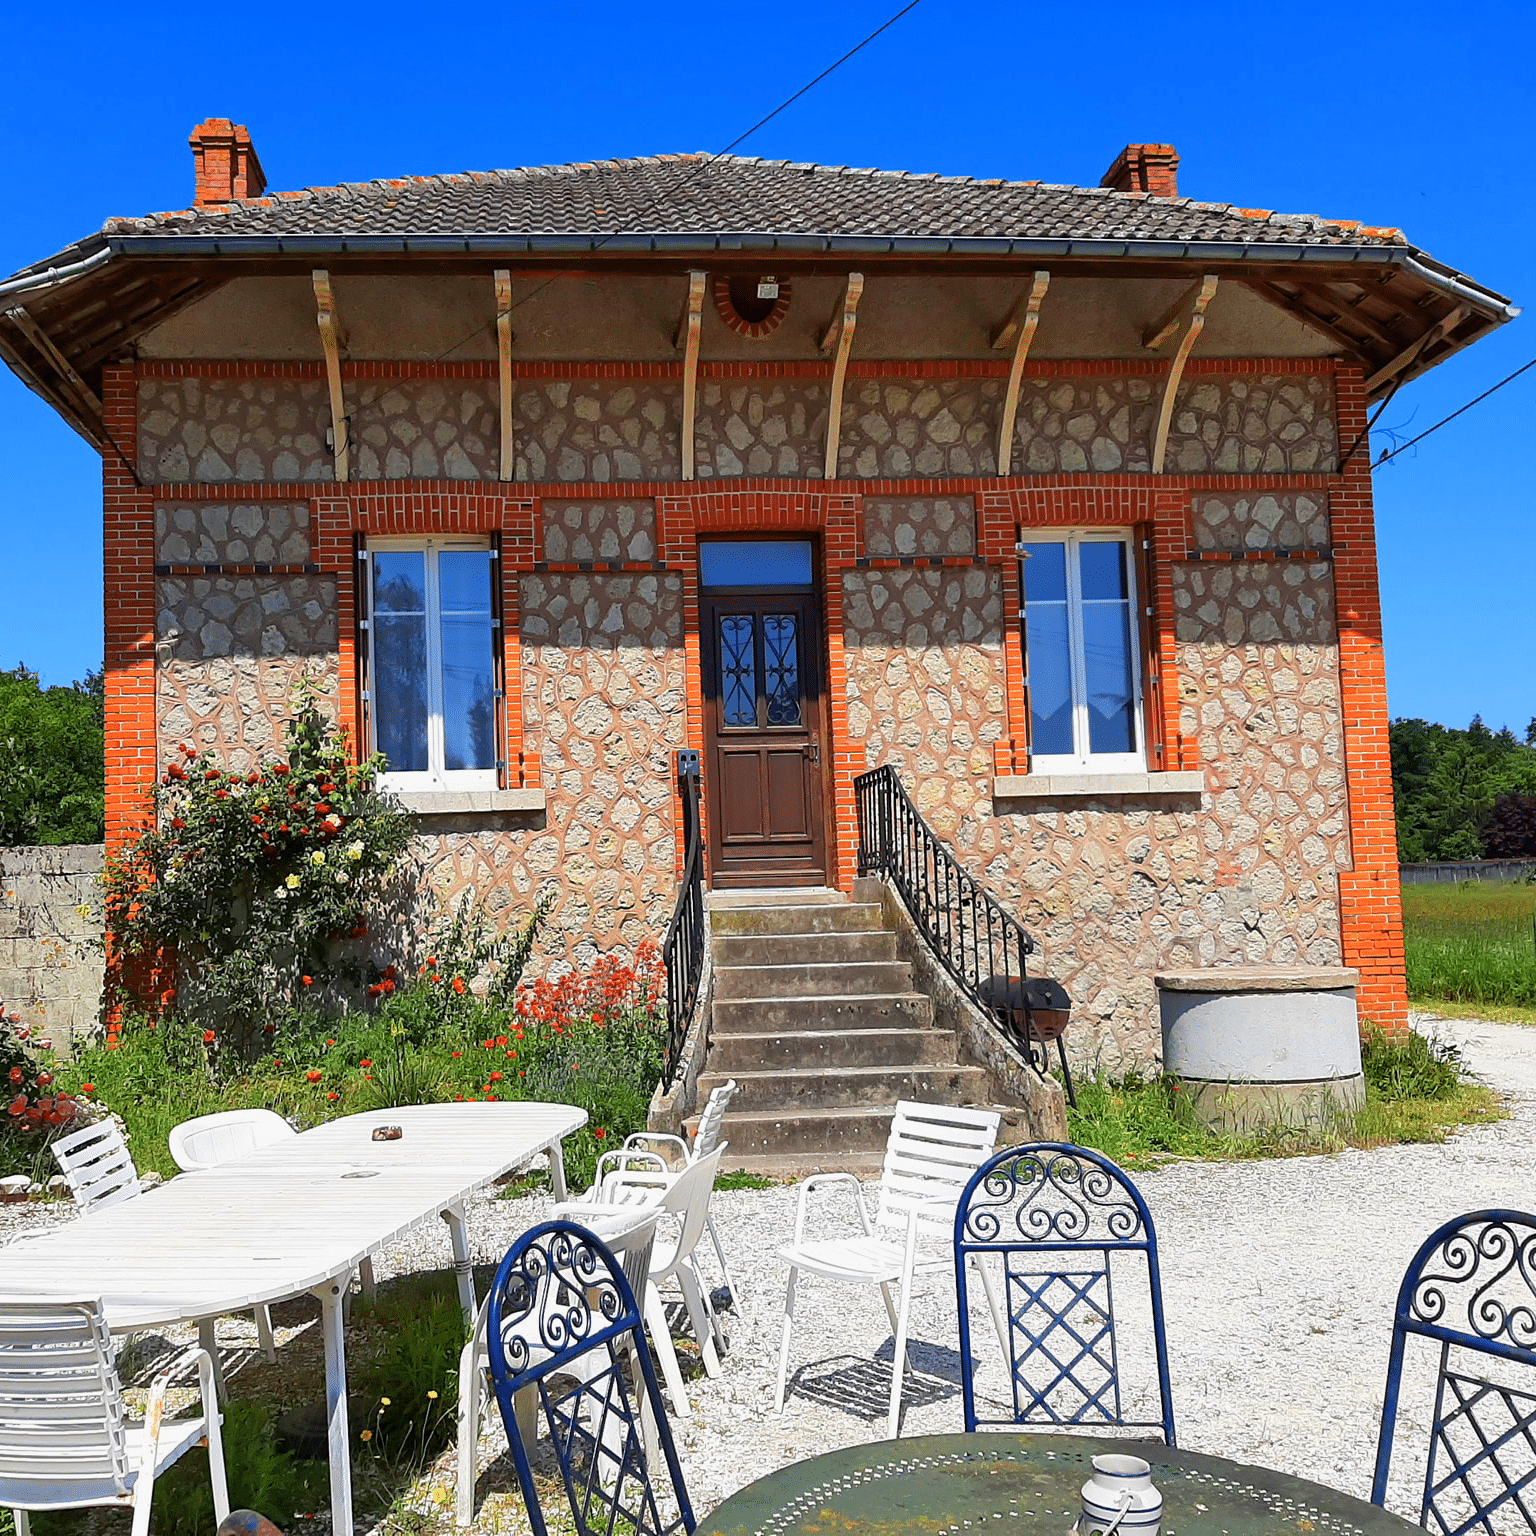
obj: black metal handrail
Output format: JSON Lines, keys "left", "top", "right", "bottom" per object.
{"left": 855, "top": 763, "right": 1036, "bottom": 1019}
{"left": 662, "top": 751, "right": 705, "bottom": 1083}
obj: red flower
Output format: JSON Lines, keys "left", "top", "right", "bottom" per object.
{"left": 452, "top": 977, "right": 466, "bottom": 995}
{"left": 314, "top": 803, "right": 331, "bottom": 816}
{"left": 326, "top": 1038, "right": 335, "bottom": 1047}
{"left": 214, "top": 790, "right": 229, "bottom": 801}
{"left": 327, "top": 1091, "right": 338, "bottom": 1101}
{"left": 367, "top": 983, "right": 384, "bottom": 997}
{"left": 451, "top": 1050, "right": 461, "bottom": 1058}
{"left": 489, "top": 1071, "right": 503, "bottom": 1082}
{"left": 166, "top": 763, "right": 186, "bottom": 781}
{"left": 80, "top": 1082, "right": 95, "bottom": 1094}
{"left": 8, "top": 1096, "right": 25, "bottom": 1117}
{"left": 594, "top": 1128, "right": 606, "bottom": 1139}
{"left": 6, "top": 1067, "right": 20, "bottom": 1084}
{"left": 306, "top": 1069, "right": 322, "bottom": 1083}
{"left": 251, "top": 814, "right": 262, "bottom": 826}
{"left": 496, "top": 1036, "right": 507, "bottom": 1047}
{"left": 181, "top": 742, "right": 196, "bottom": 757}
{"left": 203, "top": 1030, "right": 216, "bottom": 1044}
{"left": 205, "top": 769, "right": 221, "bottom": 781}
{"left": 36, "top": 1072, "right": 52, "bottom": 1088}
{"left": 425, "top": 956, "right": 438, "bottom": 967}
{"left": 359, "top": 1058, "right": 372, "bottom": 1068}
{"left": 320, "top": 783, "right": 336, "bottom": 795}
{"left": 262, "top": 1023, "right": 275, "bottom": 1034}
{"left": 274, "top": 1059, "right": 282, "bottom": 1067}
{"left": 381, "top": 980, "right": 395, "bottom": 994}
{"left": 302, "top": 975, "right": 314, "bottom": 987}
{"left": 273, "top": 762, "right": 289, "bottom": 775}
{"left": 170, "top": 816, "right": 186, "bottom": 829}
{"left": 383, "top": 964, "right": 397, "bottom": 982}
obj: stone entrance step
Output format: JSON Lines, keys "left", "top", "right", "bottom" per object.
{"left": 707, "top": 1061, "right": 988, "bottom": 1113}
{"left": 706, "top": 1025, "right": 958, "bottom": 1074}
{"left": 710, "top": 993, "right": 934, "bottom": 1036}
{"left": 713, "top": 959, "right": 913, "bottom": 1000}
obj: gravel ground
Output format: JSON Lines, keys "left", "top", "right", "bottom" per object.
{"left": 4, "top": 1010, "right": 1531, "bottom": 1532}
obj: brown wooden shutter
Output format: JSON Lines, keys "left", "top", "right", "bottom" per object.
{"left": 1133, "top": 522, "right": 1167, "bottom": 770}
{"left": 353, "top": 532, "right": 371, "bottom": 764}
{"left": 489, "top": 532, "right": 508, "bottom": 789}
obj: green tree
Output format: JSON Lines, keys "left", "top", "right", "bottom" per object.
{"left": 1391, "top": 714, "right": 1536, "bottom": 862}
{"left": 0, "top": 666, "right": 105, "bottom": 845}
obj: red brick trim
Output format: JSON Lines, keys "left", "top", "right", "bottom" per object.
{"left": 133, "top": 356, "right": 1337, "bottom": 382}
{"left": 1331, "top": 364, "right": 1409, "bottom": 1035}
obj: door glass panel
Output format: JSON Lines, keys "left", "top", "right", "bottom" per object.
{"left": 372, "top": 551, "right": 429, "bottom": 773}
{"left": 763, "top": 615, "right": 801, "bottom": 725}
{"left": 1021, "top": 543, "right": 1074, "bottom": 755}
{"left": 700, "top": 541, "right": 813, "bottom": 589}
{"left": 438, "top": 550, "right": 495, "bottom": 771}
{"left": 719, "top": 616, "right": 758, "bottom": 727}
{"left": 1080, "top": 542, "right": 1136, "bottom": 754}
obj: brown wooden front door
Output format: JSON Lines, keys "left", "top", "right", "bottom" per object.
{"left": 701, "top": 581, "right": 827, "bottom": 888}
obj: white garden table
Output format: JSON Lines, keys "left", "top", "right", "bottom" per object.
{"left": 0, "top": 1100, "right": 586, "bottom": 1533}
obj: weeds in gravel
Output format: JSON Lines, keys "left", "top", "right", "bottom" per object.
{"left": 715, "top": 1169, "right": 777, "bottom": 1190}
{"left": 1067, "top": 1028, "right": 1502, "bottom": 1170}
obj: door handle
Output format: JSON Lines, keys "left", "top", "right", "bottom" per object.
{"left": 804, "top": 740, "right": 820, "bottom": 763}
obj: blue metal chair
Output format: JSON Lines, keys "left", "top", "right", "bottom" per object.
{"left": 953, "top": 1142, "right": 1175, "bottom": 1442}
{"left": 485, "top": 1220, "right": 696, "bottom": 1536}
{"left": 1371, "top": 1209, "right": 1536, "bottom": 1536}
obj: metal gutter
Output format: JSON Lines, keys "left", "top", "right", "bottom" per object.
{"left": 99, "top": 229, "right": 1518, "bottom": 321}
{"left": 0, "top": 245, "right": 111, "bottom": 300}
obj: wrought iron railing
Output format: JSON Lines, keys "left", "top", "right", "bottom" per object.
{"left": 662, "top": 751, "right": 705, "bottom": 1083}
{"left": 855, "top": 762, "right": 1036, "bottom": 1017}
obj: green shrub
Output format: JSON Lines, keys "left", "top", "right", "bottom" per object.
{"left": 1360, "top": 1026, "right": 1468, "bottom": 1101}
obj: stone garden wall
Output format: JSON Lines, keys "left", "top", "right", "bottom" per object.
{"left": 0, "top": 846, "right": 104, "bottom": 1056}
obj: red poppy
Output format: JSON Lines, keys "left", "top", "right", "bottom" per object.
{"left": 383, "top": 964, "right": 397, "bottom": 982}
{"left": 36, "top": 1072, "right": 52, "bottom": 1088}
{"left": 302, "top": 975, "right": 314, "bottom": 987}
{"left": 452, "top": 977, "right": 466, "bottom": 995}
{"left": 205, "top": 769, "right": 221, "bottom": 781}
{"left": 273, "top": 762, "right": 289, "bottom": 775}
{"left": 381, "top": 980, "right": 395, "bottom": 994}
{"left": 274, "top": 1059, "right": 282, "bottom": 1067}
{"left": 489, "top": 1071, "right": 502, "bottom": 1082}
{"left": 306, "top": 1069, "right": 322, "bottom": 1083}
{"left": 80, "top": 1082, "right": 94, "bottom": 1094}
{"left": 326, "top": 1038, "right": 335, "bottom": 1047}
{"left": 214, "top": 789, "right": 229, "bottom": 800}
{"left": 327, "top": 1091, "right": 338, "bottom": 1101}
{"left": 359, "top": 1058, "right": 372, "bottom": 1068}
{"left": 451, "top": 1050, "right": 462, "bottom": 1058}
{"left": 171, "top": 817, "right": 186, "bottom": 829}
{"left": 203, "top": 1030, "right": 216, "bottom": 1044}
{"left": 181, "top": 742, "right": 196, "bottom": 757}
{"left": 6, "top": 1068, "right": 20, "bottom": 1084}
{"left": 594, "top": 1128, "right": 606, "bottom": 1139}
{"left": 262, "top": 1023, "right": 275, "bottom": 1034}
{"left": 314, "top": 803, "right": 331, "bottom": 816}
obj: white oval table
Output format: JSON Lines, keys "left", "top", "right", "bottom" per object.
{"left": 0, "top": 1100, "right": 587, "bottom": 1532}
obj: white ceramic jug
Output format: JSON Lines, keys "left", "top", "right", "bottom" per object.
{"left": 1078, "top": 1453, "right": 1163, "bottom": 1536}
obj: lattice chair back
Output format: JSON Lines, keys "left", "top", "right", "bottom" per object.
{"left": 0, "top": 1296, "right": 131, "bottom": 1505}
{"left": 873, "top": 1100, "right": 1002, "bottom": 1242}
{"left": 691, "top": 1080, "right": 736, "bottom": 1160}
{"left": 486, "top": 1220, "right": 696, "bottom": 1536}
{"left": 1372, "top": 1208, "right": 1536, "bottom": 1536}
{"left": 953, "top": 1142, "right": 1175, "bottom": 1442}
{"left": 168, "top": 1107, "right": 296, "bottom": 1171}
{"left": 51, "top": 1120, "right": 142, "bottom": 1212}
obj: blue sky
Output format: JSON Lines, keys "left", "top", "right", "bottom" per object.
{"left": 1, "top": 0, "right": 1531, "bottom": 732}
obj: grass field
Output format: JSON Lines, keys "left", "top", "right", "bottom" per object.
{"left": 1403, "top": 878, "right": 1536, "bottom": 1022}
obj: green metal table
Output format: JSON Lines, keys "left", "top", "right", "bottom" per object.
{"left": 698, "top": 1434, "right": 1420, "bottom": 1536}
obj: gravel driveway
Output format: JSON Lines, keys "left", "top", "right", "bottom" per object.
{"left": 4, "top": 1012, "right": 1530, "bottom": 1529}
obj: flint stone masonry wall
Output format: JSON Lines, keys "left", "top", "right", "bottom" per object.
{"left": 542, "top": 500, "right": 658, "bottom": 563}
{"left": 351, "top": 380, "right": 499, "bottom": 481}
{"left": 515, "top": 380, "right": 681, "bottom": 483}
{"left": 694, "top": 380, "right": 829, "bottom": 479}
{"left": 841, "top": 544, "right": 1347, "bottom": 1072}
{"left": 863, "top": 496, "right": 977, "bottom": 557}
{"left": 156, "top": 502, "right": 312, "bottom": 565}
{"left": 838, "top": 378, "right": 1003, "bottom": 478}
{"left": 156, "top": 656, "right": 339, "bottom": 773}
{"left": 0, "top": 846, "right": 105, "bottom": 1056}
{"left": 1192, "top": 492, "right": 1330, "bottom": 550}
{"left": 139, "top": 379, "right": 332, "bottom": 482}
{"left": 416, "top": 572, "right": 688, "bottom": 972}
{"left": 157, "top": 576, "right": 337, "bottom": 660}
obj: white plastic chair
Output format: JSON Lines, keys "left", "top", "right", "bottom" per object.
{"left": 594, "top": 1079, "right": 740, "bottom": 1300}
{"left": 774, "top": 1099, "right": 1003, "bottom": 1439}
{"left": 0, "top": 1295, "right": 228, "bottom": 1536}
{"left": 167, "top": 1107, "right": 295, "bottom": 1170}
{"left": 558, "top": 1144, "right": 726, "bottom": 1420}
{"left": 455, "top": 1209, "right": 662, "bottom": 1528}
{"left": 50, "top": 1121, "right": 142, "bottom": 1212}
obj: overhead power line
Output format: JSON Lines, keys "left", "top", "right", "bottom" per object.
{"left": 1374, "top": 357, "right": 1536, "bottom": 466}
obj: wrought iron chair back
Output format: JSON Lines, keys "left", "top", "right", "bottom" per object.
{"left": 1371, "top": 1208, "right": 1536, "bottom": 1536}
{"left": 485, "top": 1220, "right": 696, "bottom": 1536}
{"left": 953, "top": 1142, "right": 1175, "bottom": 1443}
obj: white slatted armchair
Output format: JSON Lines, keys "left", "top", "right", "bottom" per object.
{"left": 0, "top": 1296, "right": 229, "bottom": 1536}
{"left": 50, "top": 1121, "right": 142, "bottom": 1212}
{"left": 774, "top": 1099, "right": 1003, "bottom": 1439}
{"left": 591, "top": 1078, "right": 740, "bottom": 1301}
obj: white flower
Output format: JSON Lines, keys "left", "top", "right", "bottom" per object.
{"left": 310, "top": 851, "right": 326, "bottom": 867}
{"left": 285, "top": 873, "right": 301, "bottom": 890}
{"left": 334, "top": 868, "right": 349, "bottom": 883}
{"left": 347, "top": 841, "right": 364, "bottom": 862}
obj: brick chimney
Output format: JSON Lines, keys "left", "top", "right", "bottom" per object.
{"left": 189, "top": 119, "right": 267, "bottom": 206}
{"left": 1100, "top": 143, "right": 1179, "bottom": 198}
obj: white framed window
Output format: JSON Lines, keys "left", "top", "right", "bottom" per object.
{"left": 367, "top": 540, "right": 499, "bottom": 791}
{"left": 1019, "top": 531, "right": 1144, "bottom": 773}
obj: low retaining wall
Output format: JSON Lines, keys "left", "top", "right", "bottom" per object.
{"left": 1400, "top": 858, "right": 1536, "bottom": 884}
{"left": 0, "top": 845, "right": 105, "bottom": 1055}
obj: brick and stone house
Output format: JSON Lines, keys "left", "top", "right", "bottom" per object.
{"left": 0, "top": 124, "right": 1513, "bottom": 1136}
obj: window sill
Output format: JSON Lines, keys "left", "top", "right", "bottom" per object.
{"left": 393, "top": 789, "right": 547, "bottom": 816}
{"left": 992, "top": 770, "right": 1204, "bottom": 800}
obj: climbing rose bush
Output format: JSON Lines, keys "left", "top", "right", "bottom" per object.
{"left": 102, "top": 692, "right": 415, "bottom": 1059}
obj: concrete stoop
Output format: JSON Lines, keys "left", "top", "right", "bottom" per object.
{"left": 700, "top": 889, "right": 993, "bottom": 1175}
